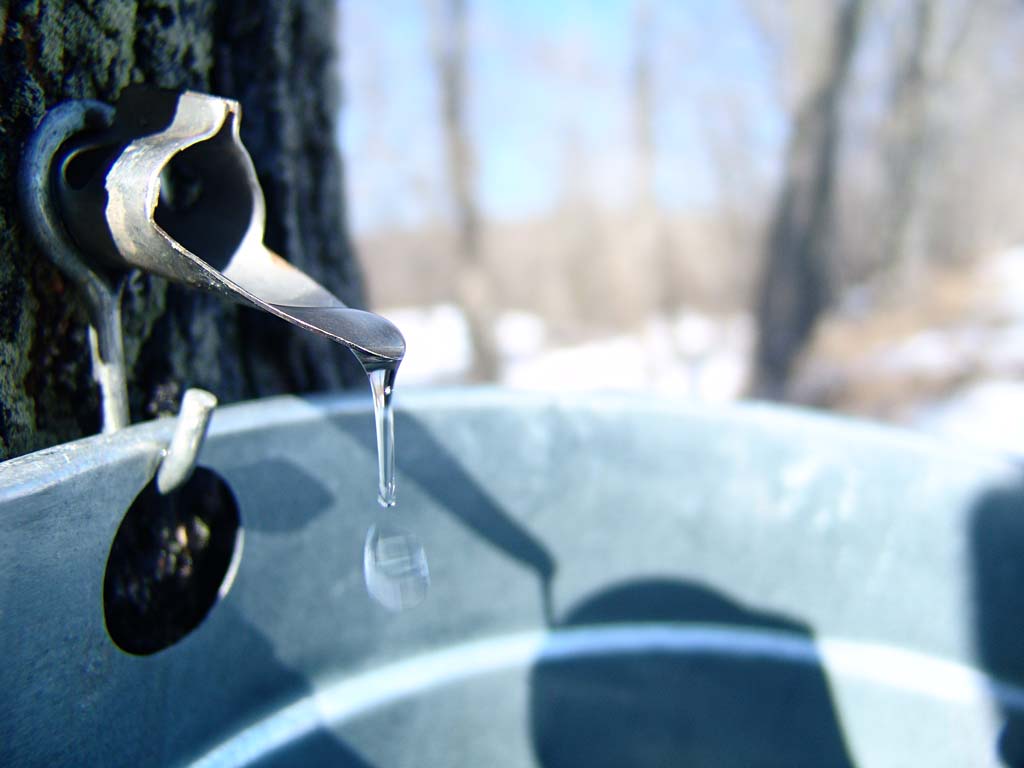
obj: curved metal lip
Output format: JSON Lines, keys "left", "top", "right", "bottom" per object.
{"left": 103, "top": 90, "right": 404, "bottom": 366}
{"left": 3, "top": 387, "right": 1016, "bottom": 492}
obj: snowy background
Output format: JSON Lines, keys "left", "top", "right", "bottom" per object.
{"left": 341, "top": 1, "right": 1024, "bottom": 460}
{"left": 379, "top": 247, "right": 1024, "bottom": 458}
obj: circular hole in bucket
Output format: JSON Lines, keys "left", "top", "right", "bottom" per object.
{"left": 103, "top": 467, "right": 242, "bottom": 656}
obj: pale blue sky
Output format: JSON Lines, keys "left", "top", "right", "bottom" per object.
{"left": 341, "top": 0, "right": 785, "bottom": 234}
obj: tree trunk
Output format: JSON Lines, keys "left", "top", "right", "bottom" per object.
{"left": 751, "top": 0, "right": 867, "bottom": 400}
{"left": 428, "top": 0, "right": 499, "bottom": 381}
{"left": 0, "top": 0, "right": 365, "bottom": 460}
{"left": 880, "top": 0, "right": 977, "bottom": 291}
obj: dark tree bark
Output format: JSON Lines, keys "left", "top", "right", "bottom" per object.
{"left": 751, "top": 0, "right": 867, "bottom": 400}
{"left": 0, "top": 0, "right": 365, "bottom": 460}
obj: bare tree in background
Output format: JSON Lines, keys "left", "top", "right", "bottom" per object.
{"left": 879, "top": 0, "right": 978, "bottom": 291}
{"left": 427, "top": 0, "right": 499, "bottom": 380}
{"left": 632, "top": 0, "right": 657, "bottom": 211}
{"left": 751, "top": 0, "right": 868, "bottom": 399}
{"left": 629, "top": 0, "right": 679, "bottom": 322}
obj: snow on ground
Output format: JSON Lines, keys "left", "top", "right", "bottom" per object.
{"left": 494, "top": 311, "right": 547, "bottom": 362}
{"left": 862, "top": 323, "right": 1024, "bottom": 380}
{"left": 381, "top": 305, "right": 752, "bottom": 401}
{"left": 910, "top": 379, "right": 1024, "bottom": 457}
{"left": 983, "top": 245, "right": 1024, "bottom": 321}
{"left": 897, "top": 248, "right": 1024, "bottom": 456}
{"left": 496, "top": 310, "right": 753, "bottom": 400}
{"left": 381, "top": 248, "right": 1024, "bottom": 456}
{"left": 378, "top": 304, "right": 472, "bottom": 385}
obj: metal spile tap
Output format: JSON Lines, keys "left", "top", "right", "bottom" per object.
{"left": 20, "top": 86, "right": 404, "bottom": 433}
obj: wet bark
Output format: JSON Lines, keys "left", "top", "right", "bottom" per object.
{"left": 0, "top": 0, "right": 365, "bottom": 460}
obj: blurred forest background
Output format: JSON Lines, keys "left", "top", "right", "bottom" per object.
{"left": 341, "top": 0, "right": 1024, "bottom": 454}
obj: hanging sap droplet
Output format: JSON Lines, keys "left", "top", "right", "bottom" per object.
{"left": 367, "top": 367, "right": 397, "bottom": 508}
{"left": 363, "top": 523, "right": 429, "bottom": 611}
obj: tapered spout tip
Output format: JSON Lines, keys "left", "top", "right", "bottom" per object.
{"left": 277, "top": 304, "right": 405, "bottom": 368}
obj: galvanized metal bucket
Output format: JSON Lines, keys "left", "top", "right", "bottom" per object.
{"left": 2, "top": 390, "right": 1022, "bottom": 766}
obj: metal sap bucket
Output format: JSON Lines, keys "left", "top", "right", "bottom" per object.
{"left": 2, "top": 390, "right": 1023, "bottom": 766}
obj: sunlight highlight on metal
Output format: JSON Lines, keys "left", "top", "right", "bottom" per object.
{"left": 190, "top": 623, "right": 1024, "bottom": 768}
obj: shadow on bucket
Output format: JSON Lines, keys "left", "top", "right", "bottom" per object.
{"left": 971, "top": 478, "right": 1024, "bottom": 767}
{"left": 529, "top": 579, "right": 855, "bottom": 767}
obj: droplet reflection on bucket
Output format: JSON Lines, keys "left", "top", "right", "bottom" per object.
{"left": 363, "top": 523, "right": 430, "bottom": 611}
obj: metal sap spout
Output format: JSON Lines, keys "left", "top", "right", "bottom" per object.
{"left": 49, "top": 87, "right": 405, "bottom": 376}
